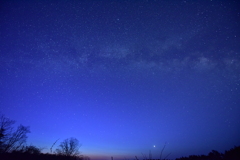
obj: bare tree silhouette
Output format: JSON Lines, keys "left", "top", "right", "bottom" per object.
{"left": 160, "top": 142, "right": 171, "bottom": 160}
{"left": 0, "top": 114, "right": 30, "bottom": 153}
{"left": 55, "top": 137, "right": 81, "bottom": 157}
{"left": 50, "top": 138, "right": 60, "bottom": 153}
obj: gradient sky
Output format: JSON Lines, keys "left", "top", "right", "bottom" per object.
{"left": 1, "top": 0, "right": 240, "bottom": 159}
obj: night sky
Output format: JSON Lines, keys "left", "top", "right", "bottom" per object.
{"left": 1, "top": 0, "right": 240, "bottom": 159}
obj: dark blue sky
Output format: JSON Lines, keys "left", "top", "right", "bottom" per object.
{"left": 1, "top": 0, "right": 240, "bottom": 159}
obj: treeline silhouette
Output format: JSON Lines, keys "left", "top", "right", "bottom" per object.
{"left": 0, "top": 152, "right": 84, "bottom": 160}
{"left": 0, "top": 114, "right": 88, "bottom": 160}
{"left": 176, "top": 146, "right": 240, "bottom": 160}
{"left": 1, "top": 114, "right": 239, "bottom": 160}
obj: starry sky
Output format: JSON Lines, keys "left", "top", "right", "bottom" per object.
{"left": 0, "top": 0, "right": 240, "bottom": 159}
